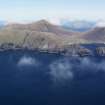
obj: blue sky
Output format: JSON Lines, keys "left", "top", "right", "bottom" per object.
{"left": 0, "top": 0, "right": 105, "bottom": 22}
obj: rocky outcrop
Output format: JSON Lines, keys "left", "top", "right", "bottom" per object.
{"left": 0, "top": 42, "right": 104, "bottom": 57}
{"left": 0, "top": 43, "right": 22, "bottom": 51}
{"left": 61, "top": 44, "right": 92, "bottom": 56}
{"left": 0, "top": 20, "right": 105, "bottom": 56}
{"left": 78, "top": 48, "right": 92, "bottom": 57}
{"left": 62, "top": 44, "right": 80, "bottom": 56}
{"left": 96, "top": 47, "right": 105, "bottom": 56}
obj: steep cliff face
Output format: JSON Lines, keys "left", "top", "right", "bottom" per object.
{"left": 0, "top": 20, "right": 105, "bottom": 57}
{"left": 0, "top": 29, "right": 65, "bottom": 51}
{"left": 96, "top": 47, "right": 105, "bottom": 56}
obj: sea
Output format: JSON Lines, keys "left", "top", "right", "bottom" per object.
{"left": 0, "top": 50, "right": 105, "bottom": 105}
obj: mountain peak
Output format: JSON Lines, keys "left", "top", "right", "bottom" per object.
{"left": 35, "top": 19, "right": 51, "bottom": 25}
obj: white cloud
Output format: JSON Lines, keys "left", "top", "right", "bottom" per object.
{"left": 95, "top": 20, "right": 105, "bottom": 27}
{"left": 49, "top": 57, "right": 105, "bottom": 84}
{"left": 0, "top": 7, "right": 105, "bottom": 23}
{"left": 49, "top": 58, "right": 73, "bottom": 83}
{"left": 17, "top": 56, "right": 39, "bottom": 67}
{"left": 48, "top": 17, "right": 61, "bottom": 25}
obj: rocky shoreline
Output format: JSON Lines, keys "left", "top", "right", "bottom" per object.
{"left": 0, "top": 20, "right": 105, "bottom": 57}
{"left": 0, "top": 42, "right": 105, "bottom": 57}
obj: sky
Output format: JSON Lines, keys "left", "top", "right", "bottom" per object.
{"left": 0, "top": 0, "right": 105, "bottom": 23}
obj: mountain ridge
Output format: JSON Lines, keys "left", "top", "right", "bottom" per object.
{"left": 0, "top": 19, "right": 105, "bottom": 50}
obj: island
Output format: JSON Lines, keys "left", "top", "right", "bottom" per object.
{"left": 0, "top": 20, "right": 105, "bottom": 57}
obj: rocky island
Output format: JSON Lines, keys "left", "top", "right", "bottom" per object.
{"left": 0, "top": 19, "right": 105, "bottom": 57}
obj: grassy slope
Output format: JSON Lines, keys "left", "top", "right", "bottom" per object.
{"left": 0, "top": 28, "right": 98, "bottom": 49}
{"left": 0, "top": 20, "right": 105, "bottom": 49}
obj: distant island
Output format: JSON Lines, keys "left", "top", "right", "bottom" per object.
{"left": 0, "top": 19, "right": 105, "bottom": 57}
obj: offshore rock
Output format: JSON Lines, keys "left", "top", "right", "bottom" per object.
{"left": 96, "top": 47, "right": 105, "bottom": 56}
{"left": 78, "top": 47, "right": 92, "bottom": 57}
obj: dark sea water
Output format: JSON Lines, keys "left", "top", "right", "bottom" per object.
{"left": 0, "top": 51, "right": 105, "bottom": 105}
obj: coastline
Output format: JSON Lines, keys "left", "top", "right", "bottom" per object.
{"left": 0, "top": 43, "right": 105, "bottom": 57}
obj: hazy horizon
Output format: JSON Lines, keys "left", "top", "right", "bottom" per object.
{"left": 0, "top": 0, "right": 105, "bottom": 23}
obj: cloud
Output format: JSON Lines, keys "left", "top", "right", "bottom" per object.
{"left": 95, "top": 20, "right": 105, "bottom": 27}
{"left": 97, "top": 60, "right": 105, "bottom": 71}
{"left": 79, "top": 57, "right": 105, "bottom": 72}
{"left": 49, "top": 57, "right": 105, "bottom": 84}
{"left": 79, "top": 58, "right": 98, "bottom": 71}
{"left": 16, "top": 55, "right": 105, "bottom": 84}
{"left": 17, "top": 56, "right": 40, "bottom": 67}
{"left": 49, "top": 58, "right": 73, "bottom": 83}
